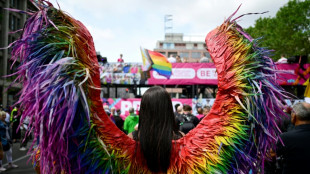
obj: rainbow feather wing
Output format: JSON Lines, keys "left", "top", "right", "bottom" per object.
{"left": 11, "top": 3, "right": 134, "bottom": 173}
{"left": 11, "top": 2, "right": 289, "bottom": 174}
{"left": 171, "top": 16, "right": 289, "bottom": 173}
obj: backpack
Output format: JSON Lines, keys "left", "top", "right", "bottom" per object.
{"left": 178, "top": 114, "right": 195, "bottom": 134}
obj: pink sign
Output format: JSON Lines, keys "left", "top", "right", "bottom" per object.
{"left": 148, "top": 63, "right": 218, "bottom": 85}
{"left": 105, "top": 98, "right": 192, "bottom": 119}
{"left": 103, "top": 98, "right": 303, "bottom": 120}
{"left": 147, "top": 63, "right": 310, "bottom": 85}
{"left": 276, "top": 63, "right": 310, "bottom": 85}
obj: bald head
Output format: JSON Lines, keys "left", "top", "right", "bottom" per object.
{"left": 292, "top": 102, "right": 310, "bottom": 121}
{"left": 177, "top": 106, "right": 183, "bottom": 113}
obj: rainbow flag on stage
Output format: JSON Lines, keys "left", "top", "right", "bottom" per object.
{"left": 140, "top": 47, "right": 172, "bottom": 79}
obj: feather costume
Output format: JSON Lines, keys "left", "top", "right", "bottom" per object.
{"left": 10, "top": 1, "right": 289, "bottom": 173}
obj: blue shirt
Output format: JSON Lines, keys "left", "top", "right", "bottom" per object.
{"left": 0, "top": 121, "right": 9, "bottom": 146}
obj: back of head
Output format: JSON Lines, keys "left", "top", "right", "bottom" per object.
{"left": 0, "top": 111, "right": 5, "bottom": 121}
{"left": 138, "top": 86, "right": 177, "bottom": 172}
{"left": 174, "top": 104, "right": 180, "bottom": 112}
{"left": 111, "top": 106, "right": 115, "bottom": 111}
{"left": 293, "top": 102, "right": 310, "bottom": 121}
{"left": 203, "top": 106, "right": 211, "bottom": 116}
{"left": 129, "top": 107, "right": 135, "bottom": 114}
{"left": 116, "top": 108, "right": 121, "bottom": 116}
{"left": 177, "top": 105, "right": 183, "bottom": 113}
{"left": 183, "top": 105, "right": 192, "bottom": 112}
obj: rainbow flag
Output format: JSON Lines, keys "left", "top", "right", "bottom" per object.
{"left": 140, "top": 47, "right": 172, "bottom": 79}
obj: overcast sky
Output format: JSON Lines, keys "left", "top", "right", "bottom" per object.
{"left": 48, "top": 0, "right": 290, "bottom": 63}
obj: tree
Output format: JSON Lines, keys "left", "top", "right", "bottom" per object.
{"left": 245, "top": 0, "right": 310, "bottom": 61}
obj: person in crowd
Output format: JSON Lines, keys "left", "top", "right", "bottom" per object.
{"left": 182, "top": 58, "right": 188, "bottom": 63}
{"left": 167, "top": 55, "right": 176, "bottom": 63}
{"left": 175, "top": 105, "right": 183, "bottom": 117}
{"left": 199, "top": 56, "right": 209, "bottom": 63}
{"left": 10, "top": 106, "right": 21, "bottom": 143}
{"left": 123, "top": 107, "right": 139, "bottom": 134}
{"left": 196, "top": 107, "right": 204, "bottom": 120}
{"left": 176, "top": 55, "right": 182, "bottom": 63}
{"left": 200, "top": 105, "right": 211, "bottom": 121}
{"left": 109, "top": 107, "right": 116, "bottom": 122}
{"left": 4, "top": 109, "right": 10, "bottom": 124}
{"left": 264, "top": 105, "right": 296, "bottom": 174}
{"left": 176, "top": 105, "right": 199, "bottom": 134}
{"left": 174, "top": 104, "right": 180, "bottom": 116}
{"left": 103, "top": 105, "right": 111, "bottom": 117}
{"left": 117, "top": 54, "right": 124, "bottom": 63}
{"left": 0, "top": 111, "right": 18, "bottom": 171}
{"left": 276, "top": 102, "right": 310, "bottom": 173}
{"left": 113, "top": 108, "right": 125, "bottom": 133}
{"left": 276, "top": 54, "right": 288, "bottom": 64}
{"left": 19, "top": 116, "right": 30, "bottom": 151}
{"left": 128, "top": 86, "right": 183, "bottom": 173}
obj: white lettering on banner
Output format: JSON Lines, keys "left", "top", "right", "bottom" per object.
{"left": 121, "top": 101, "right": 132, "bottom": 115}
{"left": 120, "top": 101, "right": 141, "bottom": 115}
{"left": 132, "top": 101, "right": 141, "bottom": 112}
{"left": 153, "top": 68, "right": 195, "bottom": 79}
{"left": 114, "top": 98, "right": 304, "bottom": 115}
{"left": 197, "top": 68, "right": 217, "bottom": 79}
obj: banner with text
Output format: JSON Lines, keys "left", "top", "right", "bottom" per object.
{"left": 147, "top": 63, "right": 310, "bottom": 85}
{"left": 102, "top": 98, "right": 302, "bottom": 119}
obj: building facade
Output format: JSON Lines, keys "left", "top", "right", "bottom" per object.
{"left": 154, "top": 33, "right": 211, "bottom": 63}
{"left": 0, "top": 0, "right": 36, "bottom": 107}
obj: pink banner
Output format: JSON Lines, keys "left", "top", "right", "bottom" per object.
{"left": 103, "top": 98, "right": 192, "bottom": 120}
{"left": 276, "top": 63, "right": 310, "bottom": 85}
{"left": 148, "top": 63, "right": 218, "bottom": 85}
{"left": 103, "top": 98, "right": 303, "bottom": 120}
{"left": 147, "top": 63, "right": 310, "bottom": 85}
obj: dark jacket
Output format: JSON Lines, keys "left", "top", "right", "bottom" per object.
{"left": 276, "top": 124, "right": 310, "bottom": 174}
{"left": 176, "top": 113, "right": 199, "bottom": 134}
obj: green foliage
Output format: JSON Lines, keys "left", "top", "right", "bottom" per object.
{"left": 245, "top": 0, "right": 310, "bottom": 61}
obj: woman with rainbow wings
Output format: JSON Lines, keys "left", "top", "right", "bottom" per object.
{"left": 10, "top": 1, "right": 289, "bottom": 173}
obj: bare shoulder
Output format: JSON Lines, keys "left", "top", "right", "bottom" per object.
{"left": 128, "top": 132, "right": 134, "bottom": 139}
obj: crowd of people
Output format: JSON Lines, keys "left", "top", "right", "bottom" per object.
{"left": 0, "top": 86, "right": 309, "bottom": 173}
{"left": 103, "top": 86, "right": 310, "bottom": 173}
{"left": 167, "top": 54, "right": 213, "bottom": 63}
{"left": 105, "top": 99, "right": 211, "bottom": 136}
{"left": 0, "top": 106, "right": 31, "bottom": 172}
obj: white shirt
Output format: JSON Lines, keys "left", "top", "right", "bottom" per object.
{"left": 168, "top": 57, "right": 176, "bottom": 63}
{"left": 5, "top": 112, "right": 10, "bottom": 123}
{"left": 277, "top": 57, "right": 288, "bottom": 63}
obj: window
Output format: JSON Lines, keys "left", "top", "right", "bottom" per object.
{"left": 191, "top": 52, "right": 201, "bottom": 58}
{"left": 180, "top": 52, "right": 189, "bottom": 58}
{"left": 175, "top": 43, "right": 186, "bottom": 47}
{"left": 159, "top": 52, "right": 166, "bottom": 56}
{"left": 168, "top": 52, "right": 177, "bottom": 57}
{"left": 10, "top": 0, "right": 15, "bottom": 7}
{"left": 163, "top": 43, "right": 175, "bottom": 49}
{"left": 204, "top": 52, "right": 211, "bottom": 58}
{"left": 17, "top": 18, "right": 20, "bottom": 29}
{"left": 9, "top": 15, "right": 18, "bottom": 31}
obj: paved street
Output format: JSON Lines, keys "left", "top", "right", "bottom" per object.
{"left": 1, "top": 140, "right": 36, "bottom": 174}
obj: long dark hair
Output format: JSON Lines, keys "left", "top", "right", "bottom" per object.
{"left": 138, "top": 86, "right": 179, "bottom": 173}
